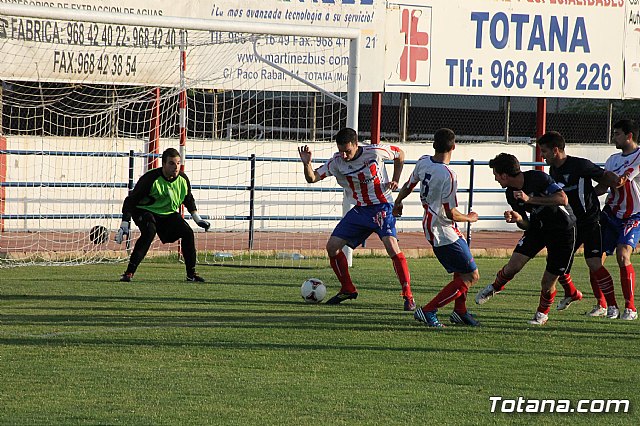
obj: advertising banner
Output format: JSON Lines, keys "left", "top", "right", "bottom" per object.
{"left": 624, "top": 0, "right": 640, "bottom": 98}
{"left": 1, "top": 0, "right": 637, "bottom": 99}
{"left": 0, "top": 0, "right": 385, "bottom": 91}
{"left": 384, "top": 0, "right": 626, "bottom": 99}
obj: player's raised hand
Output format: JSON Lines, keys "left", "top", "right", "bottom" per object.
{"left": 298, "top": 145, "right": 312, "bottom": 164}
{"left": 114, "top": 220, "right": 130, "bottom": 244}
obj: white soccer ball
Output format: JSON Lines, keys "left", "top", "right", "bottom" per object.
{"left": 300, "top": 278, "right": 326, "bottom": 303}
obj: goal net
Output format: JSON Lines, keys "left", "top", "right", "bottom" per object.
{"left": 0, "top": 4, "right": 359, "bottom": 267}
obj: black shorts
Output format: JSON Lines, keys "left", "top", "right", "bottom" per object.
{"left": 513, "top": 227, "right": 576, "bottom": 276}
{"left": 575, "top": 221, "right": 604, "bottom": 260}
{"left": 132, "top": 209, "right": 191, "bottom": 244}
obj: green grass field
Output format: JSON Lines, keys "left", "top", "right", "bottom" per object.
{"left": 0, "top": 257, "right": 637, "bottom": 425}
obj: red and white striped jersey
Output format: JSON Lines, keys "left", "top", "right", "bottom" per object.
{"left": 604, "top": 148, "right": 640, "bottom": 219}
{"left": 404, "top": 155, "right": 464, "bottom": 247}
{"left": 316, "top": 144, "right": 400, "bottom": 206}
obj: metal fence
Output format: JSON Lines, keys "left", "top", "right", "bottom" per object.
{"left": 359, "top": 93, "right": 640, "bottom": 145}
{"left": 3, "top": 81, "right": 639, "bottom": 144}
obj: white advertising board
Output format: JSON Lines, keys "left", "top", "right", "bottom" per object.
{"left": 0, "top": 0, "right": 385, "bottom": 91}
{"left": 384, "top": 0, "right": 626, "bottom": 99}
{"left": 624, "top": 0, "right": 640, "bottom": 98}
{"left": 1, "top": 0, "right": 638, "bottom": 99}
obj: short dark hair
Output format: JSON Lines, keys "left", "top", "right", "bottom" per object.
{"left": 489, "top": 153, "right": 521, "bottom": 177}
{"left": 335, "top": 128, "right": 358, "bottom": 145}
{"left": 613, "top": 119, "right": 639, "bottom": 142}
{"left": 433, "top": 128, "right": 455, "bottom": 153}
{"left": 162, "top": 148, "right": 181, "bottom": 163}
{"left": 537, "top": 131, "right": 565, "bottom": 150}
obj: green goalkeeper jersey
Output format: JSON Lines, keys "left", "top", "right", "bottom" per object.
{"left": 121, "top": 168, "right": 197, "bottom": 221}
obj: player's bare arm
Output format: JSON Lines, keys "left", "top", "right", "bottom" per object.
{"left": 392, "top": 182, "right": 412, "bottom": 217}
{"left": 596, "top": 170, "right": 624, "bottom": 188}
{"left": 446, "top": 206, "right": 478, "bottom": 223}
{"left": 298, "top": 145, "right": 321, "bottom": 183}
{"left": 514, "top": 189, "right": 568, "bottom": 206}
{"left": 595, "top": 172, "right": 627, "bottom": 196}
{"left": 389, "top": 148, "right": 405, "bottom": 191}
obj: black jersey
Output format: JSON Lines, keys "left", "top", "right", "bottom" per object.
{"left": 505, "top": 170, "right": 576, "bottom": 231}
{"left": 549, "top": 156, "right": 604, "bottom": 225}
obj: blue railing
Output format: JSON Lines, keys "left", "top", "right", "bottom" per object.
{"left": 0, "top": 149, "right": 550, "bottom": 248}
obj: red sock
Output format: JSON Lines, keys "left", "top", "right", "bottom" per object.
{"left": 391, "top": 252, "right": 412, "bottom": 298}
{"left": 558, "top": 274, "right": 578, "bottom": 298}
{"left": 537, "top": 289, "right": 557, "bottom": 315}
{"left": 589, "top": 268, "right": 607, "bottom": 308}
{"left": 423, "top": 277, "right": 468, "bottom": 312}
{"left": 329, "top": 252, "right": 357, "bottom": 293}
{"left": 454, "top": 288, "right": 468, "bottom": 314}
{"left": 492, "top": 267, "right": 514, "bottom": 292}
{"left": 594, "top": 266, "right": 617, "bottom": 308}
{"left": 620, "top": 264, "right": 636, "bottom": 311}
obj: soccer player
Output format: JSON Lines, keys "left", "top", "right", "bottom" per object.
{"left": 114, "top": 148, "right": 211, "bottom": 282}
{"left": 393, "top": 128, "right": 480, "bottom": 327}
{"left": 297, "top": 128, "right": 415, "bottom": 310}
{"left": 594, "top": 119, "right": 640, "bottom": 321}
{"left": 475, "top": 153, "right": 576, "bottom": 325}
{"left": 538, "top": 131, "right": 620, "bottom": 317}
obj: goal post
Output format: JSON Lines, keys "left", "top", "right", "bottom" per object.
{"left": 0, "top": 3, "right": 360, "bottom": 267}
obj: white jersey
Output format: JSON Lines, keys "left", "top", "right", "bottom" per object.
{"left": 604, "top": 148, "right": 640, "bottom": 219}
{"left": 316, "top": 144, "right": 400, "bottom": 206}
{"left": 404, "top": 155, "right": 464, "bottom": 247}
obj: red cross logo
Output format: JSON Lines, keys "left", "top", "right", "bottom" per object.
{"left": 400, "top": 9, "right": 429, "bottom": 82}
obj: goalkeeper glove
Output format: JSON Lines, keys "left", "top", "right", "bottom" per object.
{"left": 191, "top": 212, "right": 211, "bottom": 231}
{"left": 115, "top": 220, "right": 130, "bottom": 244}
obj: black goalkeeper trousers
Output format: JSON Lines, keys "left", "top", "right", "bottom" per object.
{"left": 126, "top": 210, "right": 196, "bottom": 276}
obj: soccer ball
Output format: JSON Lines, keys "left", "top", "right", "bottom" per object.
{"left": 89, "top": 225, "right": 109, "bottom": 244}
{"left": 300, "top": 278, "right": 326, "bottom": 303}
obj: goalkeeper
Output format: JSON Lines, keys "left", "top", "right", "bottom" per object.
{"left": 115, "top": 148, "right": 210, "bottom": 282}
